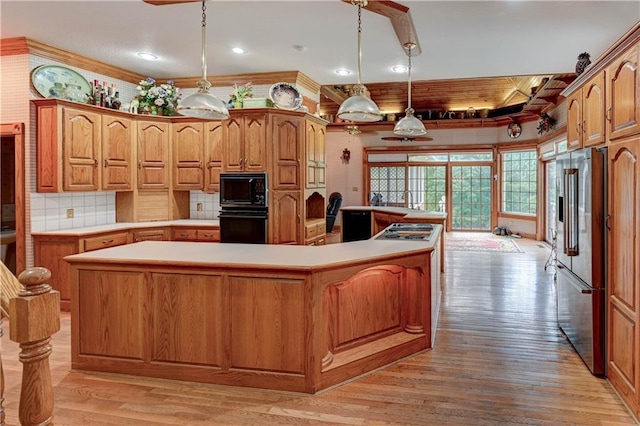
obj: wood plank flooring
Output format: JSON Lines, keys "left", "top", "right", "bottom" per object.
{"left": 2, "top": 236, "right": 637, "bottom": 425}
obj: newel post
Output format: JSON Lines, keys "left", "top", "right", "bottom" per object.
{"left": 9, "top": 267, "right": 60, "bottom": 426}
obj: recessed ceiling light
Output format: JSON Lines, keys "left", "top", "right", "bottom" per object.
{"left": 232, "top": 47, "right": 245, "bottom": 54}
{"left": 137, "top": 52, "right": 158, "bottom": 61}
{"left": 335, "top": 68, "right": 352, "bottom": 76}
{"left": 392, "top": 65, "right": 408, "bottom": 73}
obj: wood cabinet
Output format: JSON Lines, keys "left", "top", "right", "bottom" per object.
{"left": 132, "top": 228, "right": 169, "bottom": 242}
{"left": 270, "top": 190, "right": 302, "bottom": 245}
{"left": 305, "top": 119, "right": 326, "bottom": 188}
{"left": 204, "top": 121, "right": 224, "bottom": 192}
{"left": 606, "top": 44, "right": 640, "bottom": 141}
{"left": 304, "top": 219, "right": 326, "bottom": 245}
{"left": 32, "top": 235, "right": 79, "bottom": 311}
{"left": 137, "top": 119, "right": 170, "bottom": 189}
{"left": 607, "top": 135, "right": 640, "bottom": 419}
{"left": 172, "top": 122, "right": 204, "bottom": 190}
{"left": 271, "top": 114, "right": 303, "bottom": 190}
{"left": 34, "top": 100, "right": 134, "bottom": 192}
{"left": 172, "top": 227, "right": 220, "bottom": 242}
{"left": 82, "top": 231, "right": 129, "bottom": 252}
{"left": 223, "top": 112, "right": 268, "bottom": 172}
{"left": 566, "top": 72, "right": 606, "bottom": 150}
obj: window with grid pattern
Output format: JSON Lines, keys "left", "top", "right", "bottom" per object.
{"left": 502, "top": 150, "right": 537, "bottom": 215}
{"left": 369, "top": 166, "right": 405, "bottom": 206}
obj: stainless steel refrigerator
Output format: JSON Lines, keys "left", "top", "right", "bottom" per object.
{"left": 556, "top": 146, "right": 607, "bottom": 375}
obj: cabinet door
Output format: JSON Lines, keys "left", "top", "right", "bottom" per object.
{"left": 607, "top": 137, "right": 640, "bottom": 417}
{"left": 204, "top": 121, "right": 224, "bottom": 192}
{"left": 272, "top": 114, "right": 302, "bottom": 189}
{"left": 315, "top": 124, "right": 326, "bottom": 187}
{"left": 607, "top": 45, "right": 640, "bottom": 141}
{"left": 33, "top": 236, "right": 79, "bottom": 310}
{"left": 102, "top": 114, "right": 133, "bottom": 190}
{"left": 244, "top": 113, "right": 268, "bottom": 172}
{"left": 566, "top": 93, "right": 582, "bottom": 151}
{"left": 270, "top": 190, "right": 302, "bottom": 245}
{"left": 133, "top": 228, "right": 168, "bottom": 242}
{"left": 63, "top": 107, "right": 101, "bottom": 191}
{"left": 582, "top": 73, "right": 606, "bottom": 147}
{"left": 137, "top": 120, "right": 170, "bottom": 189}
{"left": 306, "top": 121, "right": 317, "bottom": 188}
{"left": 172, "top": 122, "right": 204, "bottom": 190}
{"left": 223, "top": 117, "right": 244, "bottom": 171}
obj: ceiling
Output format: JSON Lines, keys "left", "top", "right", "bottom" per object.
{"left": 2, "top": 1, "right": 639, "bottom": 115}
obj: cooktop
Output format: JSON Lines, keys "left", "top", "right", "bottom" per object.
{"left": 375, "top": 223, "right": 434, "bottom": 241}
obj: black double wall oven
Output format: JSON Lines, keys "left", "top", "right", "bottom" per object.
{"left": 219, "top": 172, "right": 268, "bottom": 244}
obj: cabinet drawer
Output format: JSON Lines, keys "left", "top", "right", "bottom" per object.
{"left": 133, "top": 229, "right": 168, "bottom": 242}
{"left": 173, "top": 229, "right": 197, "bottom": 241}
{"left": 306, "top": 223, "right": 319, "bottom": 239}
{"left": 197, "top": 229, "right": 220, "bottom": 242}
{"left": 83, "top": 232, "right": 129, "bottom": 252}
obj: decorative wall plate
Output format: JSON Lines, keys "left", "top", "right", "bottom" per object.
{"left": 269, "top": 82, "right": 302, "bottom": 110}
{"left": 31, "top": 65, "right": 91, "bottom": 103}
{"left": 507, "top": 122, "right": 522, "bottom": 139}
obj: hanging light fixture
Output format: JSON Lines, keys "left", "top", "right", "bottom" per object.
{"left": 177, "top": 1, "right": 229, "bottom": 120}
{"left": 337, "top": 0, "right": 382, "bottom": 123}
{"left": 393, "top": 42, "right": 427, "bottom": 136}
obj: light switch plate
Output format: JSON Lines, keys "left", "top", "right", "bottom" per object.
{"left": 66, "top": 208, "right": 74, "bottom": 218}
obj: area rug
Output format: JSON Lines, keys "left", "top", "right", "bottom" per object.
{"left": 447, "top": 232, "right": 523, "bottom": 253}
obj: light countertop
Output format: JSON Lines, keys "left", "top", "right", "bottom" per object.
{"left": 31, "top": 219, "right": 219, "bottom": 237}
{"left": 65, "top": 225, "right": 442, "bottom": 271}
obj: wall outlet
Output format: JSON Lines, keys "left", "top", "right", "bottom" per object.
{"left": 196, "top": 203, "right": 203, "bottom": 211}
{"left": 352, "top": 186, "right": 358, "bottom": 192}
{"left": 66, "top": 208, "right": 74, "bottom": 218}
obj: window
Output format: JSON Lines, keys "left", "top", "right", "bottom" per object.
{"left": 369, "top": 166, "right": 405, "bottom": 206}
{"left": 502, "top": 150, "right": 537, "bottom": 215}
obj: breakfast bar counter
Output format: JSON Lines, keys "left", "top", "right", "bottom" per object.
{"left": 65, "top": 225, "right": 442, "bottom": 394}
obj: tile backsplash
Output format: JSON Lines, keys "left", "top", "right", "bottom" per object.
{"left": 30, "top": 191, "right": 220, "bottom": 232}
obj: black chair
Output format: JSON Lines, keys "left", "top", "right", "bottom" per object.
{"left": 326, "top": 192, "right": 343, "bottom": 233}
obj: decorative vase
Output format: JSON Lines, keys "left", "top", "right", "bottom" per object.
{"left": 234, "top": 101, "right": 243, "bottom": 109}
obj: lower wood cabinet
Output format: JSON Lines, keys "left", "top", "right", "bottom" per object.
{"left": 607, "top": 135, "right": 640, "bottom": 419}
{"left": 34, "top": 224, "right": 220, "bottom": 310}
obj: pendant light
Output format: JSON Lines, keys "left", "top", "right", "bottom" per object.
{"left": 393, "top": 42, "right": 427, "bottom": 136}
{"left": 177, "top": 1, "right": 229, "bottom": 120}
{"left": 337, "top": 0, "right": 382, "bottom": 123}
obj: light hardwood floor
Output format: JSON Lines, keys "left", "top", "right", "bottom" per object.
{"left": 2, "top": 236, "right": 637, "bottom": 425}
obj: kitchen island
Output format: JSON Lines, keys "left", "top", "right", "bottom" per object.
{"left": 65, "top": 225, "right": 442, "bottom": 394}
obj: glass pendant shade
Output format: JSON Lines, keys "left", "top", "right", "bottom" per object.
{"left": 177, "top": 1, "right": 229, "bottom": 120}
{"left": 178, "top": 80, "right": 229, "bottom": 120}
{"left": 337, "top": 0, "right": 382, "bottom": 123}
{"left": 394, "top": 42, "right": 427, "bottom": 136}
{"left": 394, "top": 107, "right": 427, "bottom": 136}
{"left": 338, "top": 84, "right": 382, "bottom": 122}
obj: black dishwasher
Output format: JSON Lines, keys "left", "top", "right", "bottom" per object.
{"left": 342, "top": 210, "right": 372, "bottom": 242}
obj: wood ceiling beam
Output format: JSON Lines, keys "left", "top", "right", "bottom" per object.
{"left": 320, "top": 85, "right": 349, "bottom": 105}
{"left": 341, "top": 0, "right": 421, "bottom": 56}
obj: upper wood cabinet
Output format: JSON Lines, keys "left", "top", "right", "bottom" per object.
{"left": 204, "top": 121, "right": 224, "bottom": 193}
{"left": 34, "top": 100, "right": 134, "bottom": 192}
{"left": 172, "top": 121, "right": 204, "bottom": 190}
{"left": 272, "top": 114, "right": 303, "bottom": 190}
{"left": 102, "top": 113, "right": 134, "bottom": 190}
{"left": 137, "top": 119, "right": 170, "bottom": 189}
{"left": 305, "top": 119, "right": 326, "bottom": 188}
{"left": 606, "top": 44, "right": 640, "bottom": 141}
{"left": 566, "top": 72, "right": 606, "bottom": 150}
{"left": 223, "top": 112, "right": 268, "bottom": 172}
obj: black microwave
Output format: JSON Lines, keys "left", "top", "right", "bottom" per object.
{"left": 220, "top": 172, "right": 268, "bottom": 207}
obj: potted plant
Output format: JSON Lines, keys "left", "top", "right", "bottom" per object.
{"left": 135, "top": 77, "right": 181, "bottom": 116}
{"left": 230, "top": 82, "right": 253, "bottom": 108}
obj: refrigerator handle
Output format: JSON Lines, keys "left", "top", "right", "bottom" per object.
{"left": 565, "top": 168, "right": 579, "bottom": 256}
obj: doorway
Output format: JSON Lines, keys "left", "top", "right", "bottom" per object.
{"left": 0, "top": 123, "right": 25, "bottom": 276}
{"left": 450, "top": 165, "right": 492, "bottom": 231}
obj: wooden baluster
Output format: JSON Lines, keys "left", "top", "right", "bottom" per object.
{"left": 9, "top": 267, "right": 60, "bottom": 426}
{"left": 1, "top": 316, "right": 5, "bottom": 426}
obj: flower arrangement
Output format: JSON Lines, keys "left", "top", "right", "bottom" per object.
{"left": 135, "top": 77, "right": 181, "bottom": 116}
{"left": 537, "top": 113, "right": 557, "bottom": 135}
{"left": 230, "top": 81, "right": 253, "bottom": 106}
